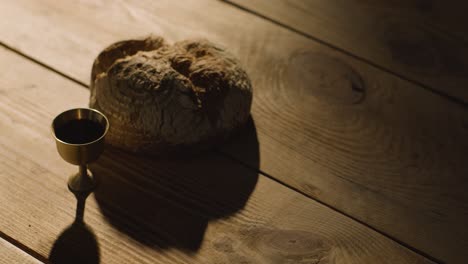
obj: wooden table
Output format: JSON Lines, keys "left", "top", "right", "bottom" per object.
{"left": 0, "top": 1, "right": 467, "bottom": 263}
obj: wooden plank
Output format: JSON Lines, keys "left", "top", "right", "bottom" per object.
{"left": 0, "top": 237, "right": 43, "bottom": 264}
{"left": 227, "top": 0, "right": 468, "bottom": 103}
{"left": 0, "top": 47, "right": 433, "bottom": 264}
{"left": 0, "top": 0, "right": 467, "bottom": 262}
{"left": 350, "top": 0, "right": 468, "bottom": 42}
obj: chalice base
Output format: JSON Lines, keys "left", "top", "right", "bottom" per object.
{"left": 68, "top": 169, "right": 96, "bottom": 194}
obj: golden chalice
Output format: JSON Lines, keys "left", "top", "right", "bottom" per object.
{"left": 52, "top": 108, "right": 109, "bottom": 193}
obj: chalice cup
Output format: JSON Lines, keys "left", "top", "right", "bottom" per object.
{"left": 52, "top": 108, "right": 109, "bottom": 194}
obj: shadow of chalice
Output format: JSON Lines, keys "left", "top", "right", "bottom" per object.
{"left": 49, "top": 193, "right": 100, "bottom": 264}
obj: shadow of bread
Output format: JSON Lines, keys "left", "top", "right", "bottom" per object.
{"left": 91, "top": 117, "right": 259, "bottom": 251}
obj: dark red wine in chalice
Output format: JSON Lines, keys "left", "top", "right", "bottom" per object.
{"left": 55, "top": 119, "right": 105, "bottom": 144}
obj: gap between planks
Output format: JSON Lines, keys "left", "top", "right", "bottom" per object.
{"left": 221, "top": 0, "right": 468, "bottom": 108}
{"left": 0, "top": 40, "right": 442, "bottom": 264}
{"left": 0, "top": 231, "right": 47, "bottom": 264}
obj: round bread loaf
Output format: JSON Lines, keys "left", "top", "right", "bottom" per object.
{"left": 90, "top": 36, "right": 252, "bottom": 154}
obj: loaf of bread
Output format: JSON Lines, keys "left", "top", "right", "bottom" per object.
{"left": 90, "top": 36, "right": 252, "bottom": 154}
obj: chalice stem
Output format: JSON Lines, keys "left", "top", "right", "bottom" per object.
{"left": 79, "top": 165, "right": 88, "bottom": 178}
{"left": 68, "top": 164, "right": 96, "bottom": 194}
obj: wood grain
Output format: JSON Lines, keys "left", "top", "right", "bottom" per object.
{"left": 227, "top": 0, "right": 468, "bottom": 103}
{"left": 0, "top": 47, "right": 433, "bottom": 263}
{"left": 0, "top": 237, "right": 42, "bottom": 264}
{"left": 354, "top": 0, "right": 468, "bottom": 42}
{"left": 0, "top": 0, "right": 467, "bottom": 263}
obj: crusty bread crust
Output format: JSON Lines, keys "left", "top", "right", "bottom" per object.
{"left": 90, "top": 36, "right": 252, "bottom": 154}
